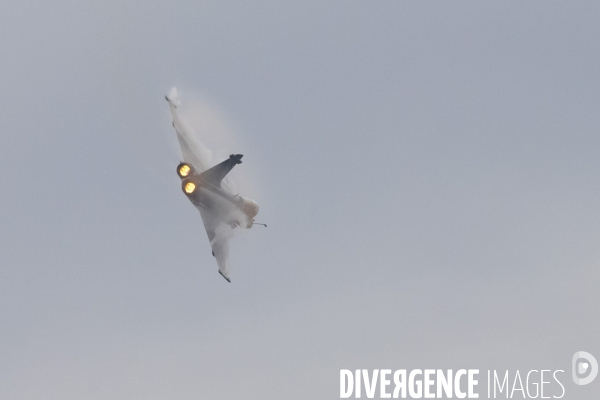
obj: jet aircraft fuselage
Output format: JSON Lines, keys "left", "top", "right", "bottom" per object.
{"left": 177, "top": 155, "right": 259, "bottom": 229}
{"left": 167, "top": 88, "right": 262, "bottom": 282}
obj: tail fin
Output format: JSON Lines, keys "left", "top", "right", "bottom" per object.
{"left": 199, "top": 154, "right": 243, "bottom": 187}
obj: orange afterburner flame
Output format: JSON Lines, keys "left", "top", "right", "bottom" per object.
{"left": 179, "top": 164, "right": 191, "bottom": 177}
{"left": 184, "top": 182, "right": 196, "bottom": 194}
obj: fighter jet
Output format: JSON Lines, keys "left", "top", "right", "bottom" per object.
{"left": 166, "top": 88, "right": 264, "bottom": 282}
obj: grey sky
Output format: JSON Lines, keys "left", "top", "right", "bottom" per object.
{"left": 1, "top": 1, "right": 599, "bottom": 399}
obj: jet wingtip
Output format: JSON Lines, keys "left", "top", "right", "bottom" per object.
{"left": 165, "top": 95, "right": 177, "bottom": 108}
{"left": 219, "top": 270, "right": 231, "bottom": 283}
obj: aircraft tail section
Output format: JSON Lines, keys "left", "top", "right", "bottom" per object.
{"left": 199, "top": 154, "right": 243, "bottom": 187}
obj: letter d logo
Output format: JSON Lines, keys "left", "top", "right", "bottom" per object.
{"left": 572, "top": 351, "right": 598, "bottom": 385}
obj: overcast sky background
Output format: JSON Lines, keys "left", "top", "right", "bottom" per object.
{"left": 1, "top": 2, "right": 600, "bottom": 399}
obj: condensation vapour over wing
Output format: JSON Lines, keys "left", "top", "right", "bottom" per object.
{"left": 165, "top": 87, "right": 257, "bottom": 198}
